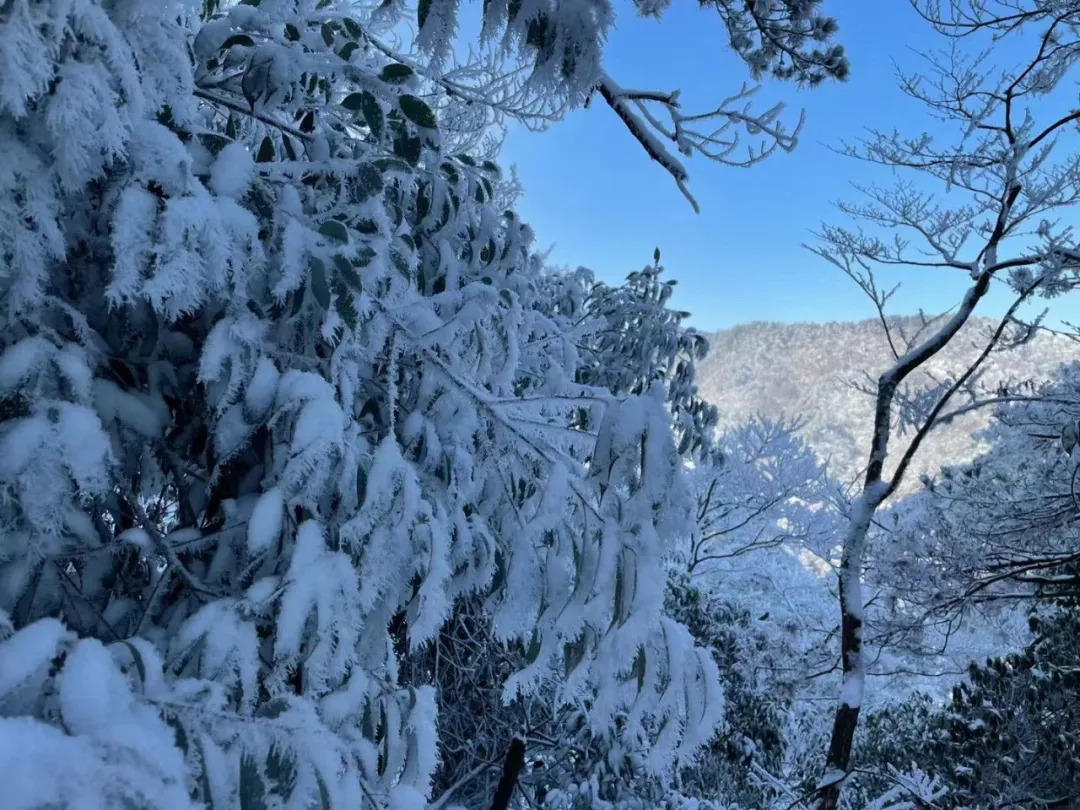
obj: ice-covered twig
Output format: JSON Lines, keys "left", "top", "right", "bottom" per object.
{"left": 596, "top": 72, "right": 805, "bottom": 213}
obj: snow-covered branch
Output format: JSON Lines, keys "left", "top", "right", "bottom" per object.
{"left": 596, "top": 74, "right": 805, "bottom": 213}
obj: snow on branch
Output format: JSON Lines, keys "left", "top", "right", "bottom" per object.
{"left": 595, "top": 72, "right": 804, "bottom": 213}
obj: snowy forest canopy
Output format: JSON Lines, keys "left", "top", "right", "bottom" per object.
{"left": 1, "top": 1, "right": 1079, "bottom": 810}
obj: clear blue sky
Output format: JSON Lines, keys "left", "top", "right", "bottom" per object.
{"left": 499, "top": 0, "right": 1080, "bottom": 332}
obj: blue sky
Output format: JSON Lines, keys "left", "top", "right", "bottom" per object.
{"left": 499, "top": 0, "right": 1080, "bottom": 332}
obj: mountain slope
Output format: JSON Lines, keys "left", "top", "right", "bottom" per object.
{"left": 697, "top": 316, "right": 1078, "bottom": 488}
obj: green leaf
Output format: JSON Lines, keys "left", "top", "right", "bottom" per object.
{"left": 195, "top": 736, "right": 216, "bottom": 809}
{"left": 361, "top": 91, "right": 384, "bottom": 139}
{"left": 356, "top": 163, "right": 384, "bottom": 199}
{"left": 416, "top": 183, "right": 431, "bottom": 222}
{"left": 341, "top": 93, "right": 365, "bottom": 111}
{"left": 284, "top": 23, "right": 300, "bottom": 41}
{"left": 499, "top": 289, "right": 513, "bottom": 307}
{"left": 677, "top": 431, "right": 691, "bottom": 456}
{"left": 281, "top": 134, "right": 297, "bottom": 161}
{"left": 488, "top": 550, "right": 506, "bottom": 595}
{"left": 333, "top": 277, "right": 359, "bottom": 331}
{"left": 439, "top": 162, "right": 460, "bottom": 183}
{"left": 239, "top": 754, "right": 268, "bottom": 810}
{"left": 165, "top": 714, "right": 189, "bottom": 756}
{"left": 390, "top": 249, "right": 411, "bottom": 280}
{"left": 525, "top": 630, "right": 541, "bottom": 664}
{"left": 372, "top": 157, "right": 410, "bottom": 174}
{"left": 393, "top": 129, "right": 422, "bottom": 167}
{"left": 343, "top": 17, "right": 363, "bottom": 39}
{"left": 197, "top": 132, "right": 231, "bottom": 156}
{"left": 481, "top": 160, "right": 501, "bottom": 176}
{"left": 315, "top": 771, "right": 333, "bottom": 810}
{"left": 266, "top": 747, "right": 297, "bottom": 801}
{"left": 398, "top": 95, "right": 438, "bottom": 130}
{"left": 246, "top": 299, "right": 266, "bottom": 320}
{"left": 221, "top": 34, "right": 255, "bottom": 50}
{"left": 309, "top": 257, "right": 331, "bottom": 309}
{"left": 634, "top": 647, "right": 646, "bottom": 691}
{"left": 563, "top": 635, "right": 586, "bottom": 678}
{"left": 339, "top": 41, "right": 359, "bottom": 61}
{"left": 289, "top": 282, "right": 306, "bottom": 317}
{"left": 122, "top": 642, "right": 147, "bottom": 686}
{"left": 255, "top": 136, "right": 274, "bottom": 163}
{"left": 618, "top": 561, "right": 637, "bottom": 628}
{"left": 418, "top": 0, "right": 432, "bottom": 29}
{"left": 380, "top": 63, "right": 414, "bottom": 84}
{"left": 333, "top": 255, "right": 363, "bottom": 290}
{"left": 611, "top": 562, "right": 624, "bottom": 632}
{"left": 255, "top": 697, "right": 291, "bottom": 719}
{"left": 321, "top": 23, "right": 334, "bottom": 46}
{"left": 318, "top": 220, "right": 349, "bottom": 245}
{"left": 299, "top": 110, "right": 315, "bottom": 133}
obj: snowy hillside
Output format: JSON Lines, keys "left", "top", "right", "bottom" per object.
{"left": 697, "top": 316, "right": 1079, "bottom": 487}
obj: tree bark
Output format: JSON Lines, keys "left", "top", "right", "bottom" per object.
{"left": 815, "top": 270, "right": 1000, "bottom": 810}
{"left": 489, "top": 734, "right": 526, "bottom": 810}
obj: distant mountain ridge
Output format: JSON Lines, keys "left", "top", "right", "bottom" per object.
{"left": 696, "top": 316, "right": 1079, "bottom": 488}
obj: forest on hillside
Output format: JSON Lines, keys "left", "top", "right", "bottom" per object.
{"left": 700, "top": 317, "right": 1079, "bottom": 488}
{"left": 1, "top": 2, "right": 1079, "bottom": 810}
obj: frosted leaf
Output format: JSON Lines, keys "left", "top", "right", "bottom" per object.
{"left": 209, "top": 142, "right": 256, "bottom": 198}
{"left": 0, "top": 618, "right": 71, "bottom": 704}
{"left": 244, "top": 356, "right": 281, "bottom": 421}
{"left": 45, "top": 59, "right": 131, "bottom": 192}
{"left": 274, "top": 520, "right": 363, "bottom": 696}
{"left": 248, "top": 488, "right": 284, "bottom": 554}
{"left": 58, "top": 638, "right": 138, "bottom": 736}
{"left": 116, "top": 528, "right": 152, "bottom": 552}
{"left": 93, "top": 379, "right": 165, "bottom": 438}
{"left": 172, "top": 601, "right": 261, "bottom": 713}
{"left": 107, "top": 186, "right": 159, "bottom": 304}
{"left": 0, "top": 337, "right": 53, "bottom": 392}
{"left": 0, "top": 3, "right": 740, "bottom": 808}
{"left": 0, "top": 716, "right": 197, "bottom": 810}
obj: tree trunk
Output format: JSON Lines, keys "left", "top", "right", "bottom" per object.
{"left": 815, "top": 502, "right": 875, "bottom": 810}
{"left": 489, "top": 734, "right": 526, "bottom": 810}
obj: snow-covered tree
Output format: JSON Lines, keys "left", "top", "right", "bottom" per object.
{"left": 0, "top": 3, "right": 728, "bottom": 808}
{"left": 538, "top": 255, "right": 718, "bottom": 457}
{"left": 874, "top": 361, "right": 1080, "bottom": 621}
{"left": 804, "top": 1, "right": 1080, "bottom": 805}
{"left": 349, "top": 0, "right": 850, "bottom": 209}
{"left": 683, "top": 416, "right": 835, "bottom": 577}
{"left": 395, "top": 254, "right": 721, "bottom": 810}
{"left": 855, "top": 603, "right": 1080, "bottom": 810}
{"left": 657, "top": 422, "right": 845, "bottom": 809}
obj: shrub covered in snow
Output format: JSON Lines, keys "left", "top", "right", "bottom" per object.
{"left": 0, "top": 1, "right": 727, "bottom": 808}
